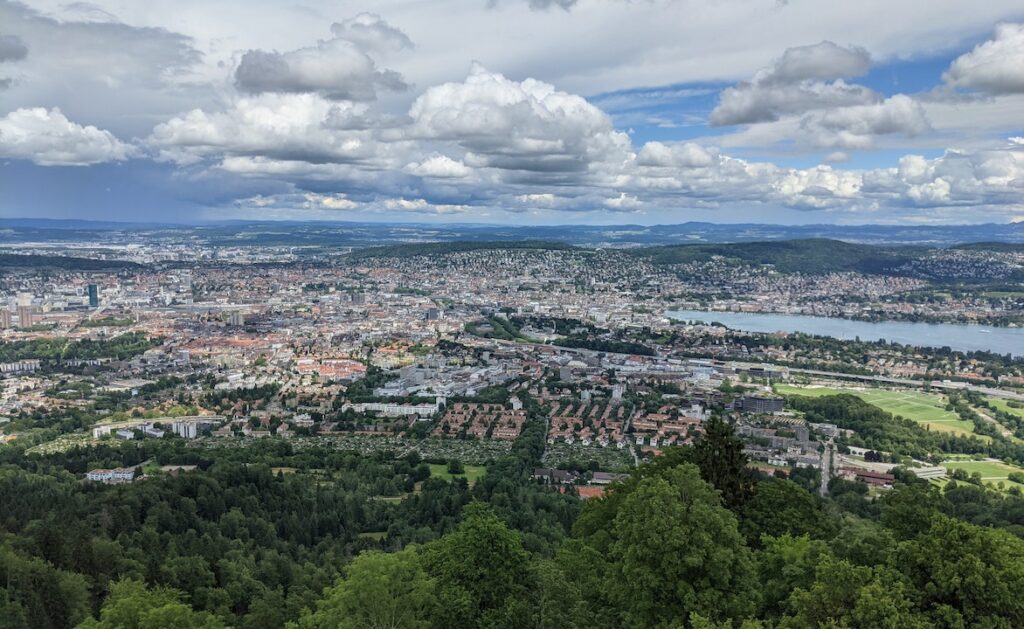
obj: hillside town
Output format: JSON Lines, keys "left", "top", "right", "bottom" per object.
{"left": 4, "top": 241, "right": 1024, "bottom": 502}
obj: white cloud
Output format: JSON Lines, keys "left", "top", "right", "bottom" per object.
{"left": 710, "top": 41, "right": 876, "bottom": 126}
{"left": 759, "top": 41, "right": 871, "bottom": 84}
{"left": 515, "top": 193, "right": 560, "bottom": 206}
{"left": 234, "top": 25, "right": 408, "bottom": 100}
{"left": 636, "top": 141, "right": 716, "bottom": 168}
{"left": 798, "top": 94, "right": 932, "bottom": 149}
{"left": 406, "top": 154, "right": 471, "bottom": 178}
{"left": 603, "top": 192, "right": 641, "bottom": 210}
{"left": 0, "top": 1, "right": 202, "bottom": 136}
{"left": 149, "top": 94, "right": 402, "bottom": 166}
{"left": 773, "top": 165, "right": 862, "bottom": 209}
{"left": 330, "top": 13, "right": 413, "bottom": 54}
{"left": 383, "top": 198, "right": 470, "bottom": 214}
{"left": 944, "top": 23, "right": 1024, "bottom": 94}
{"left": 304, "top": 192, "right": 359, "bottom": 210}
{"left": 907, "top": 178, "right": 951, "bottom": 204}
{"left": 0, "top": 107, "right": 130, "bottom": 165}
{"left": 18, "top": 5, "right": 1012, "bottom": 224}
{"left": 409, "top": 64, "right": 631, "bottom": 174}
{"left": 866, "top": 144, "right": 1024, "bottom": 209}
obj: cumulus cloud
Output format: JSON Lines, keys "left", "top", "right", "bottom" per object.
{"left": 636, "top": 141, "right": 716, "bottom": 168}
{"left": 383, "top": 198, "right": 470, "bottom": 214}
{"left": 235, "top": 37, "right": 407, "bottom": 101}
{"left": 944, "top": 23, "right": 1024, "bottom": 94}
{"left": 798, "top": 94, "right": 931, "bottom": 149}
{"left": 603, "top": 192, "right": 641, "bottom": 210}
{"left": 406, "top": 155, "right": 472, "bottom": 178}
{"left": 515, "top": 193, "right": 561, "bottom": 206}
{"left": 234, "top": 18, "right": 411, "bottom": 101}
{"left": 0, "top": 107, "right": 130, "bottom": 165}
{"left": 0, "top": 2, "right": 198, "bottom": 87}
{"left": 865, "top": 143, "right": 1024, "bottom": 208}
{"left": 0, "top": 2, "right": 202, "bottom": 136}
{"left": 137, "top": 37, "right": 1023, "bottom": 222}
{"left": 409, "top": 64, "right": 631, "bottom": 174}
{"left": 758, "top": 41, "right": 871, "bottom": 84}
{"left": 149, "top": 94, "right": 403, "bottom": 166}
{"left": 773, "top": 166, "right": 862, "bottom": 209}
{"left": 330, "top": 13, "right": 413, "bottom": 54}
{"left": 710, "top": 41, "right": 876, "bottom": 126}
{"left": 304, "top": 192, "right": 358, "bottom": 210}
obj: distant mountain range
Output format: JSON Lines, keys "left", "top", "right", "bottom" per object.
{"left": 2, "top": 218, "right": 1024, "bottom": 247}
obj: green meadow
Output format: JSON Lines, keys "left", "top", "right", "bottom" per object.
{"left": 776, "top": 384, "right": 982, "bottom": 439}
{"left": 428, "top": 463, "right": 487, "bottom": 484}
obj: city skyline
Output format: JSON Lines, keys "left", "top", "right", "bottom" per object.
{"left": 0, "top": 1, "right": 1023, "bottom": 225}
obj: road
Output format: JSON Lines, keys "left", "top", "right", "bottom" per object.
{"left": 819, "top": 442, "right": 834, "bottom": 497}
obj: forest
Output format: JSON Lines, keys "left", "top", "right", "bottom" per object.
{"left": 0, "top": 332, "right": 160, "bottom": 363}
{"left": 2, "top": 414, "right": 1024, "bottom": 627}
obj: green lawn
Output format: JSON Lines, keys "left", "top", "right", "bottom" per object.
{"left": 938, "top": 459, "right": 1024, "bottom": 493}
{"left": 776, "top": 384, "right": 982, "bottom": 439}
{"left": 943, "top": 459, "right": 1024, "bottom": 481}
{"left": 428, "top": 463, "right": 487, "bottom": 484}
{"left": 987, "top": 397, "right": 1024, "bottom": 420}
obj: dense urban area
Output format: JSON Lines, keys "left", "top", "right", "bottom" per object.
{"left": 4, "top": 230, "right": 1024, "bottom": 627}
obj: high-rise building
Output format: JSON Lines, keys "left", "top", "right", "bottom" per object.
{"left": 16, "top": 305, "right": 33, "bottom": 328}
{"left": 737, "top": 395, "right": 785, "bottom": 414}
{"left": 351, "top": 292, "right": 366, "bottom": 305}
{"left": 87, "top": 283, "right": 100, "bottom": 308}
{"left": 228, "top": 310, "right": 245, "bottom": 327}
{"left": 0, "top": 309, "right": 10, "bottom": 329}
{"left": 180, "top": 271, "right": 193, "bottom": 305}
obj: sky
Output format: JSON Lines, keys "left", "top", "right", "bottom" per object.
{"left": 0, "top": 0, "right": 1023, "bottom": 226}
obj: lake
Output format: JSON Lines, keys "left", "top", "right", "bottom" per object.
{"left": 666, "top": 309, "right": 1024, "bottom": 357}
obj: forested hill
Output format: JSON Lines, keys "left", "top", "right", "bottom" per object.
{"left": 631, "top": 238, "right": 918, "bottom": 274}
{"left": 4, "top": 412, "right": 1024, "bottom": 627}
{"left": 346, "top": 240, "right": 575, "bottom": 259}
{"left": 952, "top": 242, "right": 1024, "bottom": 253}
{"left": 0, "top": 254, "right": 141, "bottom": 272}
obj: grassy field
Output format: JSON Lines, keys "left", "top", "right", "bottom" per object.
{"left": 987, "top": 397, "right": 1024, "bottom": 420}
{"left": 776, "top": 384, "right": 982, "bottom": 439}
{"left": 428, "top": 463, "right": 487, "bottom": 484}
{"left": 943, "top": 459, "right": 1024, "bottom": 484}
{"left": 943, "top": 459, "right": 1020, "bottom": 478}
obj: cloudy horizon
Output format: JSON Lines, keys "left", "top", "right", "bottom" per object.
{"left": 0, "top": 0, "right": 1022, "bottom": 225}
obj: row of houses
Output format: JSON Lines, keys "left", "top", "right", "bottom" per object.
{"left": 91, "top": 415, "right": 226, "bottom": 439}
{"left": 85, "top": 467, "right": 136, "bottom": 484}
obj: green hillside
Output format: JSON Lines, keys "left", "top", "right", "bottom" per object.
{"left": 347, "top": 240, "right": 575, "bottom": 259}
{"left": 632, "top": 238, "right": 916, "bottom": 274}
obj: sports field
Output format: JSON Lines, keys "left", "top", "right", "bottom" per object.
{"left": 428, "top": 463, "right": 487, "bottom": 484}
{"left": 775, "top": 384, "right": 981, "bottom": 439}
{"left": 943, "top": 459, "right": 1024, "bottom": 483}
